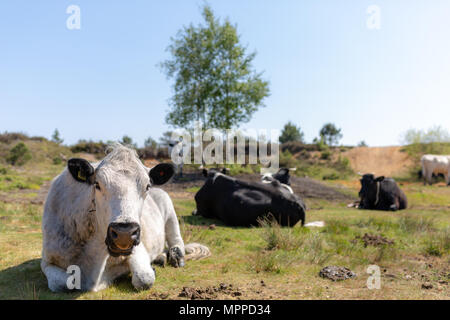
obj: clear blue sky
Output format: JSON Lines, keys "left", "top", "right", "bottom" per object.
{"left": 1, "top": 1, "right": 449, "bottom": 147}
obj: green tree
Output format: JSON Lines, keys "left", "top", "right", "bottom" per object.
{"left": 144, "top": 136, "right": 158, "bottom": 149}
{"left": 51, "top": 129, "right": 63, "bottom": 144}
{"left": 319, "top": 123, "right": 343, "bottom": 146}
{"left": 401, "top": 126, "right": 450, "bottom": 145}
{"left": 120, "top": 135, "right": 136, "bottom": 148}
{"left": 279, "top": 122, "right": 304, "bottom": 144}
{"left": 357, "top": 140, "right": 368, "bottom": 147}
{"left": 160, "top": 5, "right": 269, "bottom": 130}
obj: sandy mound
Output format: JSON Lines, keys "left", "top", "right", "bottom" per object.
{"left": 343, "top": 146, "right": 414, "bottom": 177}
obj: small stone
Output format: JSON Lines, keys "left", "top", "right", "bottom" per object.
{"left": 405, "top": 275, "right": 412, "bottom": 280}
{"left": 209, "top": 224, "right": 216, "bottom": 230}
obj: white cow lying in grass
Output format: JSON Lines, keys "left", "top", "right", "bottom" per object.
{"left": 168, "top": 140, "right": 184, "bottom": 177}
{"left": 41, "top": 144, "right": 210, "bottom": 292}
{"left": 421, "top": 154, "right": 450, "bottom": 186}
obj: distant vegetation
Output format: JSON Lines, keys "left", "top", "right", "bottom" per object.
{"left": 357, "top": 140, "right": 368, "bottom": 147}
{"left": 51, "top": 129, "right": 63, "bottom": 145}
{"left": 399, "top": 126, "right": 450, "bottom": 180}
{"left": 6, "top": 143, "right": 32, "bottom": 166}
{"left": 70, "top": 140, "right": 108, "bottom": 158}
{"left": 317, "top": 123, "right": 343, "bottom": 147}
{"left": 0, "top": 132, "right": 72, "bottom": 192}
{"left": 279, "top": 122, "right": 304, "bottom": 144}
{"left": 401, "top": 126, "right": 450, "bottom": 157}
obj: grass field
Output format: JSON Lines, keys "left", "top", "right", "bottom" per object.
{"left": 0, "top": 179, "right": 448, "bottom": 300}
{"left": 0, "top": 138, "right": 448, "bottom": 299}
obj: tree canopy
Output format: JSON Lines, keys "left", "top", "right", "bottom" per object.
{"left": 401, "top": 126, "right": 450, "bottom": 145}
{"left": 51, "top": 129, "right": 63, "bottom": 144}
{"left": 160, "top": 5, "right": 269, "bottom": 131}
{"left": 279, "top": 122, "right": 304, "bottom": 144}
{"left": 319, "top": 123, "right": 343, "bottom": 146}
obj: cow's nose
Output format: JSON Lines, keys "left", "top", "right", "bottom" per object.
{"left": 107, "top": 222, "right": 140, "bottom": 251}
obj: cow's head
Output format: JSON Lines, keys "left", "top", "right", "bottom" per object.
{"left": 202, "top": 168, "right": 229, "bottom": 177}
{"left": 358, "top": 174, "right": 384, "bottom": 208}
{"left": 261, "top": 168, "right": 292, "bottom": 185}
{"left": 68, "top": 146, "right": 174, "bottom": 257}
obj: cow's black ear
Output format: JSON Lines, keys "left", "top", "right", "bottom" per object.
{"left": 68, "top": 158, "right": 95, "bottom": 184}
{"left": 150, "top": 163, "right": 175, "bottom": 185}
{"left": 375, "top": 176, "right": 385, "bottom": 182}
{"left": 202, "top": 168, "right": 208, "bottom": 177}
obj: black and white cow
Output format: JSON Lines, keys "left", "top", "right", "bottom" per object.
{"left": 261, "top": 168, "right": 293, "bottom": 185}
{"left": 358, "top": 174, "right": 407, "bottom": 211}
{"left": 193, "top": 169, "right": 306, "bottom": 227}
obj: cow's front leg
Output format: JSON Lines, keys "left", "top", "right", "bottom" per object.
{"left": 165, "top": 210, "right": 185, "bottom": 268}
{"left": 128, "top": 243, "right": 155, "bottom": 290}
{"left": 42, "top": 263, "right": 72, "bottom": 292}
{"left": 168, "top": 245, "right": 185, "bottom": 268}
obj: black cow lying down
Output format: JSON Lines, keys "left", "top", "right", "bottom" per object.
{"left": 193, "top": 169, "right": 306, "bottom": 227}
{"left": 358, "top": 174, "right": 407, "bottom": 211}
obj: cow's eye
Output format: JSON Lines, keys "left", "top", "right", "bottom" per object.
{"left": 146, "top": 184, "right": 151, "bottom": 191}
{"left": 95, "top": 182, "right": 101, "bottom": 191}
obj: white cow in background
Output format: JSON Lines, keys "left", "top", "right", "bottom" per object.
{"left": 421, "top": 154, "right": 450, "bottom": 185}
{"left": 168, "top": 140, "right": 184, "bottom": 178}
{"left": 41, "top": 144, "right": 210, "bottom": 292}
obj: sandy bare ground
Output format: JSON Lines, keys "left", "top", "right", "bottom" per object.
{"left": 343, "top": 146, "right": 414, "bottom": 177}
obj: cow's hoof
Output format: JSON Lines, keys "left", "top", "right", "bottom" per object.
{"left": 48, "top": 279, "right": 71, "bottom": 293}
{"left": 168, "top": 246, "right": 185, "bottom": 268}
{"left": 153, "top": 253, "right": 167, "bottom": 267}
{"left": 192, "top": 209, "right": 198, "bottom": 216}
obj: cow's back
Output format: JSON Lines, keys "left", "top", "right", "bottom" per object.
{"left": 380, "top": 178, "right": 407, "bottom": 210}
{"left": 194, "top": 174, "right": 304, "bottom": 226}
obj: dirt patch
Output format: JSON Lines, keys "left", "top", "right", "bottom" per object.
{"left": 319, "top": 266, "right": 357, "bottom": 281}
{"left": 354, "top": 233, "right": 395, "bottom": 247}
{"left": 343, "top": 146, "right": 414, "bottom": 177}
{"left": 178, "top": 283, "right": 242, "bottom": 300}
{"left": 144, "top": 292, "right": 170, "bottom": 300}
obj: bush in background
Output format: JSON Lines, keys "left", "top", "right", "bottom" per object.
{"left": 70, "top": 140, "right": 108, "bottom": 158}
{"left": 6, "top": 143, "right": 32, "bottom": 166}
{"left": 0, "top": 132, "right": 29, "bottom": 144}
